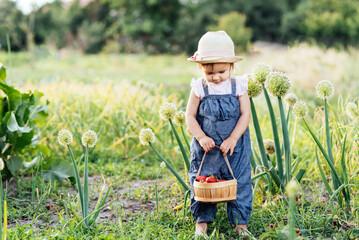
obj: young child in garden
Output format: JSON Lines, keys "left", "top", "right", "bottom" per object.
{"left": 186, "top": 31, "right": 252, "bottom": 237}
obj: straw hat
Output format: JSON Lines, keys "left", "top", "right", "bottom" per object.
{"left": 188, "top": 31, "right": 243, "bottom": 63}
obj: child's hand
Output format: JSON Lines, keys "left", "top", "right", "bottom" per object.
{"left": 220, "top": 137, "right": 237, "bottom": 156}
{"left": 198, "top": 136, "right": 215, "bottom": 152}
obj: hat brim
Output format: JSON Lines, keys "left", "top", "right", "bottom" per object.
{"left": 187, "top": 56, "right": 243, "bottom": 63}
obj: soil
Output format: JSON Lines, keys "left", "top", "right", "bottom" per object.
{"left": 6, "top": 175, "right": 173, "bottom": 228}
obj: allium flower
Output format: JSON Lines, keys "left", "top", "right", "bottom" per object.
{"left": 58, "top": 129, "right": 73, "bottom": 146}
{"left": 346, "top": 102, "right": 358, "bottom": 119}
{"left": 285, "top": 179, "right": 300, "bottom": 198}
{"left": 160, "top": 161, "right": 166, "bottom": 168}
{"left": 263, "top": 139, "right": 275, "bottom": 155}
{"left": 252, "top": 63, "right": 272, "bottom": 84}
{"left": 0, "top": 158, "right": 4, "bottom": 171}
{"left": 285, "top": 93, "right": 298, "bottom": 107}
{"left": 265, "top": 71, "right": 291, "bottom": 97}
{"left": 139, "top": 128, "right": 155, "bottom": 146}
{"left": 316, "top": 80, "right": 334, "bottom": 99}
{"left": 159, "top": 102, "right": 177, "bottom": 121}
{"left": 174, "top": 111, "right": 186, "bottom": 126}
{"left": 81, "top": 130, "right": 97, "bottom": 148}
{"left": 247, "top": 74, "right": 262, "bottom": 98}
{"left": 293, "top": 101, "right": 308, "bottom": 119}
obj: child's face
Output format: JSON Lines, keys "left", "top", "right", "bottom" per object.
{"left": 201, "top": 63, "right": 232, "bottom": 84}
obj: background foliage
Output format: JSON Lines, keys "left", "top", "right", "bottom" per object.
{"left": 1, "top": 0, "right": 359, "bottom": 54}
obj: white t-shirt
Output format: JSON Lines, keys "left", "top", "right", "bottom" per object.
{"left": 190, "top": 75, "right": 248, "bottom": 99}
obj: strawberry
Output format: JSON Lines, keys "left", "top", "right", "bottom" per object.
{"left": 217, "top": 179, "right": 227, "bottom": 182}
{"left": 205, "top": 175, "right": 217, "bottom": 183}
{"left": 196, "top": 175, "right": 207, "bottom": 183}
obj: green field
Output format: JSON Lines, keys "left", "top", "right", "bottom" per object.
{"left": 0, "top": 44, "right": 358, "bottom": 239}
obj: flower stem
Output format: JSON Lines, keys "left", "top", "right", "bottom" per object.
{"left": 263, "top": 85, "right": 283, "bottom": 180}
{"left": 0, "top": 172, "right": 2, "bottom": 238}
{"left": 84, "top": 146, "right": 89, "bottom": 226}
{"left": 169, "top": 119, "right": 190, "bottom": 171}
{"left": 155, "top": 169, "right": 162, "bottom": 215}
{"left": 181, "top": 126, "right": 191, "bottom": 153}
{"left": 149, "top": 143, "right": 190, "bottom": 191}
{"left": 288, "top": 196, "right": 296, "bottom": 240}
{"left": 290, "top": 118, "right": 298, "bottom": 152}
{"left": 278, "top": 97, "right": 291, "bottom": 183}
{"left": 2, "top": 201, "right": 6, "bottom": 240}
{"left": 324, "top": 99, "right": 339, "bottom": 190}
{"left": 67, "top": 146, "right": 85, "bottom": 225}
{"left": 250, "top": 98, "right": 270, "bottom": 169}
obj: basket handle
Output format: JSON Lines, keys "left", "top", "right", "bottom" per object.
{"left": 196, "top": 145, "right": 235, "bottom": 179}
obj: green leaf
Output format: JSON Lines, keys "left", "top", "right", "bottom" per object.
{"left": 0, "top": 83, "right": 21, "bottom": 111}
{"left": 7, "top": 112, "right": 32, "bottom": 136}
{"left": 43, "top": 157, "right": 74, "bottom": 182}
{"left": 6, "top": 156, "right": 23, "bottom": 176}
{"left": 295, "top": 169, "right": 306, "bottom": 182}
{"left": 12, "top": 130, "right": 35, "bottom": 152}
{"left": 0, "top": 65, "right": 6, "bottom": 83}
{"left": 316, "top": 148, "right": 333, "bottom": 195}
{"left": 23, "top": 156, "right": 40, "bottom": 169}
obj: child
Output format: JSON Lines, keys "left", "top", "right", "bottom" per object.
{"left": 186, "top": 31, "right": 252, "bottom": 237}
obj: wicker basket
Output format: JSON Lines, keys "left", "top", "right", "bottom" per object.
{"left": 193, "top": 146, "right": 237, "bottom": 203}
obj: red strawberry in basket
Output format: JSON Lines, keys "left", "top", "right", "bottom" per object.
{"left": 205, "top": 175, "right": 217, "bottom": 183}
{"left": 196, "top": 175, "right": 207, "bottom": 183}
{"left": 217, "top": 179, "right": 227, "bottom": 182}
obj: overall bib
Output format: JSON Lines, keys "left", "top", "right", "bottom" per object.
{"left": 189, "top": 78, "right": 252, "bottom": 225}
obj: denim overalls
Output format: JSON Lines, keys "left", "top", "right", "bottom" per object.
{"left": 189, "top": 78, "right": 252, "bottom": 225}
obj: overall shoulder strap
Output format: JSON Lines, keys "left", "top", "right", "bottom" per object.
{"left": 231, "top": 77, "right": 236, "bottom": 96}
{"left": 202, "top": 78, "right": 209, "bottom": 96}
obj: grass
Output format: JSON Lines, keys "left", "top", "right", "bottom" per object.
{"left": 0, "top": 43, "right": 358, "bottom": 239}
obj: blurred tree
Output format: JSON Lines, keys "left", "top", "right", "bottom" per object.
{"left": 173, "top": 0, "right": 288, "bottom": 55}
{"left": 103, "top": 0, "right": 181, "bottom": 53}
{"left": 33, "top": 1, "right": 69, "bottom": 49}
{"left": 230, "top": 0, "right": 289, "bottom": 41}
{"left": 0, "top": 0, "right": 27, "bottom": 51}
{"left": 173, "top": 1, "right": 216, "bottom": 55}
{"left": 282, "top": 0, "right": 359, "bottom": 47}
{"left": 207, "top": 12, "right": 252, "bottom": 52}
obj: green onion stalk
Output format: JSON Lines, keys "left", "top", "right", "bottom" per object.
{"left": 169, "top": 119, "right": 190, "bottom": 172}
{"left": 250, "top": 98, "right": 282, "bottom": 189}
{"left": 285, "top": 180, "right": 300, "bottom": 240}
{"left": 262, "top": 85, "right": 283, "bottom": 180}
{"left": 181, "top": 126, "right": 191, "bottom": 153}
{"left": 278, "top": 96, "right": 292, "bottom": 183}
{"left": 302, "top": 118, "right": 349, "bottom": 204}
{"left": 150, "top": 143, "right": 190, "bottom": 191}
{"left": 67, "top": 146, "right": 86, "bottom": 225}
{"left": 59, "top": 129, "right": 110, "bottom": 227}
{"left": 264, "top": 71, "right": 292, "bottom": 184}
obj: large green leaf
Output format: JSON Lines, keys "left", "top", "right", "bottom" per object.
{"left": 43, "top": 158, "right": 74, "bottom": 183}
{"left": 7, "top": 112, "right": 32, "bottom": 136}
{"left": 0, "top": 83, "right": 21, "bottom": 111}
{"left": 6, "top": 156, "right": 23, "bottom": 176}
{"left": 29, "top": 104, "right": 49, "bottom": 125}
{"left": 0, "top": 65, "right": 6, "bottom": 83}
{"left": 15, "top": 131, "right": 35, "bottom": 152}
{"left": 23, "top": 156, "right": 40, "bottom": 169}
